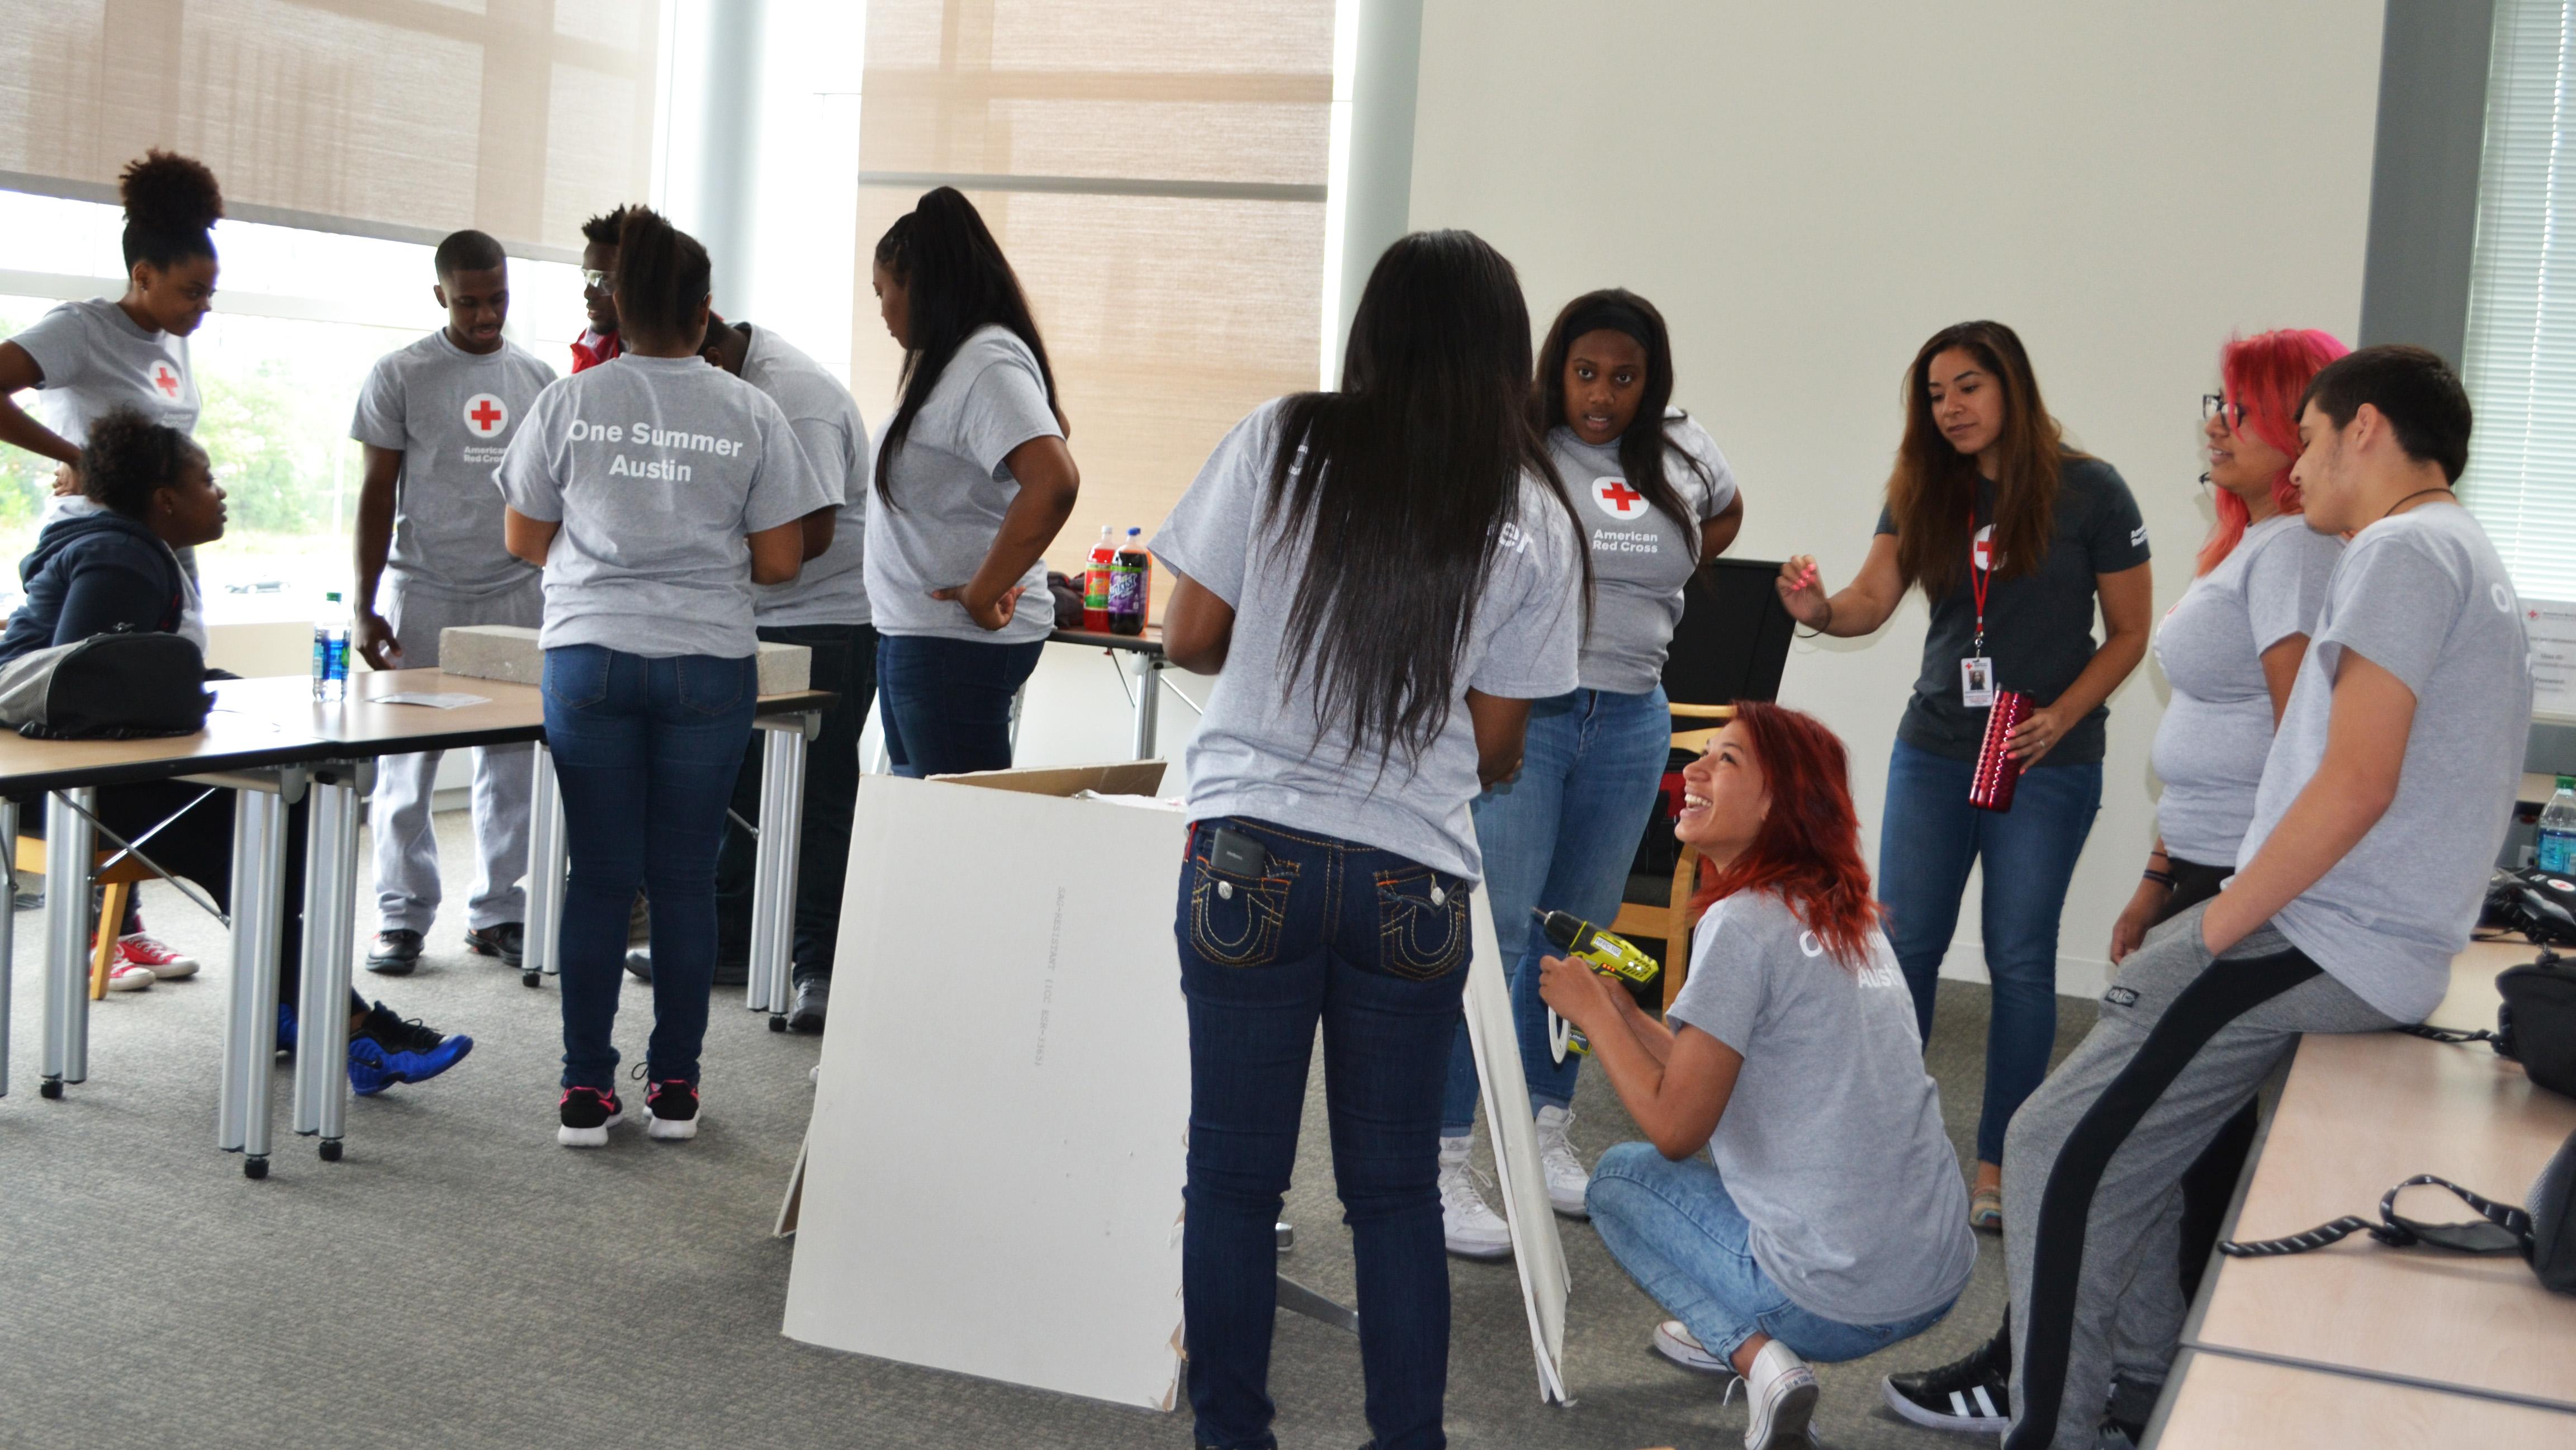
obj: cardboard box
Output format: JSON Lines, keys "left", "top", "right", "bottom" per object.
{"left": 783, "top": 761, "right": 1192, "bottom": 1410}
{"left": 438, "top": 624, "right": 812, "bottom": 693}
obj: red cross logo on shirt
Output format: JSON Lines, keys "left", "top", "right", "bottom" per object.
{"left": 1593, "top": 475, "right": 1647, "bottom": 520}
{"left": 462, "top": 392, "right": 508, "bottom": 437}
{"left": 150, "top": 362, "right": 180, "bottom": 397}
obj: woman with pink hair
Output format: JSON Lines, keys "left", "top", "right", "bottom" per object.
{"left": 1882, "top": 328, "right": 2348, "bottom": 1446}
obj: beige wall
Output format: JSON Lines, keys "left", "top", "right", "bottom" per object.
{"left": 1408, "top": 1, "right": 2384, "bottom": 994}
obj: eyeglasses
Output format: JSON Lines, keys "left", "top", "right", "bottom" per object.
{"left": 2203, "top": 393, "right": 2247, "bottom": 430}
{"left": 581, "top": 268, "right": 612, "bottom": 292}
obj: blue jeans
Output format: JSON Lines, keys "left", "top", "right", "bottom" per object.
{"left": 1588, "top": 1142, "right": 1955, "bottom": 1363}
{"left": 874, "top": 634, "right": 1044, "bottom": 778}
{"left": 1177, "top": 817, "right": 1474, "bottom": 1450}
{"left": 1879, "top": 739, "right": 2101, "bottom": 1164}
{"left": 542, "top": 645, "right": 758, "bottom": 1091}
{"left": 1441, "top": 686, "right": 1672, "bottom": 1132}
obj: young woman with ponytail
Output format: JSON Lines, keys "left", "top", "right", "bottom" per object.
{"left": 1152, "top": 230, "right": 1586, "bottom": 1450}
{"left": 497, "top": 207, "right": 833, "bottom": 1149}
{"left": 0, "top": 149, "right": 226, "bottom": 982}
{"left": 1541, "top": 703, "right": 1972, "bottom": 1450}
{"left": 863, "top": 187, "right": 1079, "bottom": 777}
{"left": 1435, "top": 287, "right": 1746, "bottom": 1258}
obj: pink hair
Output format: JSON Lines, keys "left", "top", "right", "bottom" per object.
{"left": 2197, "top": 328, "right": 2350, "bottom": 575}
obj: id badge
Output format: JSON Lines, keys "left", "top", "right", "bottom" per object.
{"left": 1960, "top": 656, "right": 1997, "bottom": 708}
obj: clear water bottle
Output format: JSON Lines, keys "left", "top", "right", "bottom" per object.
{"left": 311, "top": 590, "right": 350, "bottom": 703}
{"left": 2540, "top": 775, "right": 2576, "bottom": 875}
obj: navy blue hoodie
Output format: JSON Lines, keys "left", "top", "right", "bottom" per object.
{"left": 0, "top": 510, "right": 186, "bottom": 667}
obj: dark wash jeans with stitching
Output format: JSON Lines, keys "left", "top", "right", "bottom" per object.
{"left": 543, "top": 645, "right": 757, "bottom": 1091}
{"left": 1176, "top": 816, "right": 1474, "bottom": 1450}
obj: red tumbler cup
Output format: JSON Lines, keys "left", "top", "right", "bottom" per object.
{"left": 1969, "top": 689, "right": 2032, "bottom": 813}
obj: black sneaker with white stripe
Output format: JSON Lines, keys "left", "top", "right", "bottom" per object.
{"left": 1882, "top": 1326, "right": 2011, "bottom": 1433}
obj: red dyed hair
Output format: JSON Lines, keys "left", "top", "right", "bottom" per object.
{"left": 1688, "top": 701, "right": 1886, "bottom": 968}
{"left": 2196, "top": 328, "right": 2349, "bottom": 575}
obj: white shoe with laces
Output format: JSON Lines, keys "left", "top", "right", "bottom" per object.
{"left": 1533, "top": 1103, "right": 1590, "bottom": 1216}
{"left": 1437, "top": 1135, "right": 1513, "bottom": 1259}
{"left": 1739, "top": 1338, "right": 1821, "bottom": 1449}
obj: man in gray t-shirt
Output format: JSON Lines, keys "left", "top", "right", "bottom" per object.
{"left": 1996, "top": 348, "right": 2532, "bottom": 1450}
{"left": 348, "top": 235, "right": 557, "bottom": 973}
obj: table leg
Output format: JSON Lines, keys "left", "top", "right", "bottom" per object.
{"left": 522, "top": 745, "right": 566, "bottom": 988}
{"left": 40, "top": 788, "right": 96, "bottom": 1096}
{"left": 0, "top": 798, "right": 17, "bottom": 1099}
{"left": 748, "top": 716, "right": 810, "bottom": 1025}
{"left": 1132, "top": 652, "right": 1162, "bottom": 761}
{"left": 217, "top": 780, "right": 288, "bottom": 1178}
{"left": 293, "top": 766, "right": 365, "bottom": 1160}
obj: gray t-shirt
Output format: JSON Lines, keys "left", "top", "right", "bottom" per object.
{"left": 1665, "top": 890, "right": 1977, "bottom": 1325}
{"left": 2238, "top": 504, "right": 2534, "bottom": 1023}
{"left": 349, "top": 329, "right": 556, "bottom": 599}
{"left": 16, "top": 298, "right": 200, "bottom": 533}
{"left": 1876, "top": 455, "right": 2151, "bottom": 765}
{"left": 1154, "top": 400, "right": 1583, "bottom": 882}
{"left": 736, "top": 324, "right": 873, "bottom": 628}
{"left": 2149, "top": 515, "right": 2341, "bottom": 866}
{"left": 1546, "top": 410, "right": 1740, "bottom": 695}
{"left": 863, "top": 325, "right": 1060, "bottom": 643}
{"left": 494, "top": 354, "right": 832, "bottom": 659}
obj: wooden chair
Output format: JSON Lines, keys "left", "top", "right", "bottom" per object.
{"left": 15, "top": 835, "right": 159, "bottom": 999}
{"left": 1610, "top": 702, "right": 1734, "bottom": 1008}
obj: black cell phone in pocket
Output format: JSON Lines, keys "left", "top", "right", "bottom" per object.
{"left": 1208, "top": 826, "right": 1268, "bottom": 879}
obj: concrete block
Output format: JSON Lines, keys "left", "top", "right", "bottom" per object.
{"left": 439, "top": 624, "right": 811, "bottom": 695}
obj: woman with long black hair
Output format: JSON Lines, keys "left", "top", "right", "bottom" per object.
{"left": 863, "top": 187, "right": 1080, "bottom": 776}
{"left": 498, "top": 207, "right": 830, "bottom": 1148}
{"left": 1153, "top": 231, "right": 1586, "bottom": 1450}
{"left": 1777, "top": 321, "right": 2152, "bottom": 1231}
{"left": 1436, "top": 288, "right": 1745, "bottom": 1257}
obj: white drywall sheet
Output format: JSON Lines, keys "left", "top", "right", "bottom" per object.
{"left": 783, "top": 763, "right": 1191, "bottom": 1410}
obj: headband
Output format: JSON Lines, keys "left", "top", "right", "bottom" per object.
{"left": 1561, "top": 298, "right": 1656, "bottom": 354}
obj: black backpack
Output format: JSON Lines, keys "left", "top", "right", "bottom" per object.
{"left": 0, "top": 629, "right": 212, "bottom": 739}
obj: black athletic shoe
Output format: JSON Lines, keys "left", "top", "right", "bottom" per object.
{"left": 788, "top": 974, "right": 829, "bottom": 1033}
{"left": 623, "top": 949, "right": 653, "bottom": 984}
{"left": 463, "top": 921, "right": 525, "bottom": 968}
{"left": 365, "top": 929, "right": 424, "bottom": 975}
{"left": 1883, "top": 1327, "right": 2012, "bottom": 1434}
{"left": 557, "top": 1086, "right": 624, "bottom": 1148}
{"left": 622, "top": 948, "right": 749, "bottom": 988}
{"left": 643, "top": 1077, "right": 699, "bottom": 1141}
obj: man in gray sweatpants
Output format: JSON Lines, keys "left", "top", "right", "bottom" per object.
{"left": 349, "top": 230, "right": 558, "bottom": 974}
{"left": 2002, "top": 346, "right": 2533, "bottom": 1448}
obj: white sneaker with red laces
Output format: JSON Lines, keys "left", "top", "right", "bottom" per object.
{"left": 120, "top": 934, "right": 200, "bottom": 980}
{"left": 104, "top": 959, "right": 156, "bottom": 991}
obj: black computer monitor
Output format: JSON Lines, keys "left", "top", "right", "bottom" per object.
{"left": 1663, "top": 556, "right": 1796, "bottom": 707}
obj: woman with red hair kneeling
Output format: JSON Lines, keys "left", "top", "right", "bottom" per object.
{"left": 1540, "top": 702, "right": 1974, "bottom": 1450}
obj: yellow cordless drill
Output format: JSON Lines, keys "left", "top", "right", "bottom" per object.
{"left": 1535, "top": 908, "right": 1660, "bottom": 1058}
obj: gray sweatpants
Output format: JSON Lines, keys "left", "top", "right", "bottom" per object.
{"left": 371, "top": 576, "right": 543, "bottom": 935}
{"left": 2001, "top": 902, "right": 2395, "bottom": 1448}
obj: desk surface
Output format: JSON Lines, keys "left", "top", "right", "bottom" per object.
{"left": 2187, "top": 1020, "right": 2576, "bottom": 1409}
{"left": 2153, "top": 1349, "right": 2575, "bottom": 1448}
{"left": 1049, "top": 624, "right": 1163, "bottom": 654}
{"left": 0, "top": 670, "right": 837, "bottom": 796}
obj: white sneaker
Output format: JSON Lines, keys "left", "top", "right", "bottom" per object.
{"left": 1741, "top": 1338, "right": 1821, "bottom": 1450}
{"left": 1438, "top": 1135, "right": 1512, "bottom": 1259}
{"left": 103, "top": 959, "right": 155, "bottom": 991}
{"left": 1533, "top": 1103, "right": 1590, "bottom": 1217}
{"left": 1654, "top": 1319, "right": 1732, "bottom": 1374}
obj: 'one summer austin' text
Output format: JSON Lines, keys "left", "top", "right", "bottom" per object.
{"left": 568, "top": 418, "right": 744, "bottom": 483}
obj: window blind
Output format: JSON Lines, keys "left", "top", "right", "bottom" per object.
{"left": 851, "top": 0, "right": 1337, "bottom": 592}
{"left": 0, "top": 0, "right": 660, "bottom": 262}
{"left": 2463, "top": 0, "right": 2576, "bottom": 603}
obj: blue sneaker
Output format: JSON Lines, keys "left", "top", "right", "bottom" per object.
{"left": 277, "top": 1003, "right": 297, "bottom": 1057}
{"left": 345, "top": 1001, "right": 473, "bottom": 1097}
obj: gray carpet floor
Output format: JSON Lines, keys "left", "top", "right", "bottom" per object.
{"left": 0, "top": 808, "right": 2095, "bottom": 1450}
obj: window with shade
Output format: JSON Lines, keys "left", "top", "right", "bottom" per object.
{"left": 0, "top": 0, "right": 658, "bottom": 620}
{"left": 2463, "top": 0, "right": 2576, "bottom": 608}
{"left": 850, "top": 0, "right": 1339, "bottom": 615}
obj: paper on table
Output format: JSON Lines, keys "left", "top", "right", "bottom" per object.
{"left": 2527, "top": 599, "right": 2576, "bottom": 721}
{"left": 375, "top": 691, "right": 489, "bottom": 709}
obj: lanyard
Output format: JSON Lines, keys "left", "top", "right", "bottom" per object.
{"left": 1968, "top": 505, "right": 1991, "bottom": 655}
